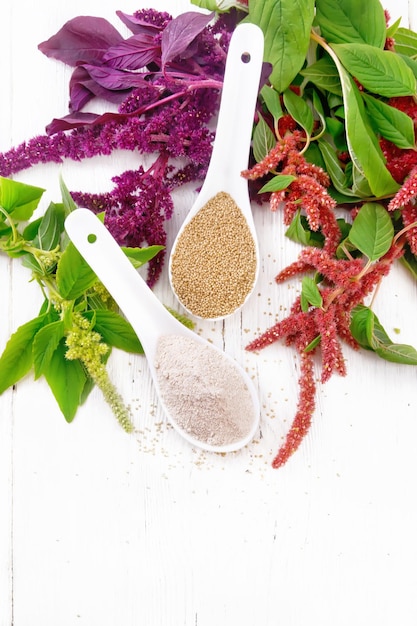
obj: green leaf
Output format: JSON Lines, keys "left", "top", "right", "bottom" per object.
{"left": 248, "top": 0, "right": 315, "bottom": 92}
{"left": 283, "top": 88, "right": 314, "bottom": 136}
{"left": 318, "top": 139, "right": 358, "bottom": 197}
{"left": 22, "top": 217, "right": 42, "bottom": 241}
{"left": 311, "top": 88, "right": 327, "bottom": 133}
{"left": 361, "top": 93, "right": 415, "bottom": 149}
{"left": 375, "top": 342, "right": 417, "bottom": 365}
{"left": 394, "top": 27, "right": 417, "bottom": 58}
{"left": 335, "top": 220, "right": 357, "bottom": 259}
{"left": 300, "top": 56, "right": 343, "bottom": 96}
{"left": 350, "top": 305, "right": 417, "bottom": 365}
{"left": 260, "top": 85, "right": 283, "bottom": 123}
{"left": 331, "top": 43, "right": 416, "bottom": 97}
{"left": 79, "top": 374, "right": 95, "bottom": 406}
{"left": 386, "top": 17, "right": 402, "bottom": 39}
{"left": 190, "top": 0, "right": 242, "bottom": 11}
{"left": 285, "top": 210, "right": 325, "bottom": 247}
{"left": 38, "top": 301, "right": 60, "bottom": 319}
{"left": 400, "top": 246, "right": 417, "bottom": 280}
{"left": 32, "top": 320, "right": 65, "bottom": 379}
{"left": 304, "top": 334, "right": 321, "bottom": 352}
{"left": 34, "top": 202, "right": 66, "bottom": 250}
{"left": 59, "top": 175, "right": 78, "bottom": 215}
{"left": 399, "top": 54, "right": 417, "bottom": 79}
{"left": 334, "top": 65, "right": 399, "bottom": 197}
{"left": 329, "top": 188, "right": 362, "bottom": 205}
{"left": 285, "top": 211, "right": 312, "bottom": 246}
{"left": 304, "top": 141, "right": 326, "bottom": 170}
{"left": 349, "top": 202, "right": 394, "bottom": 261}
{"left": 259, "top": 174, "right": 296, "bottom": 193}
{"left": 190, "top": 0, "right": 221, "bottom": 9}
{"left": 0, "top": 315, "right": 48, "bottom": 393}
{"left": 372, "top": 317, "right": 417, "bottom": 364}
{"left": 352, "top": 165, "right": 373, "bottom": 197}
{"left": 349, "top": 305, "right": 374, "bottom": 349}
{"left": 252, "top": 115, "right": 276, "bottom": 163}
{"left": 121, "top": 245, "right": 164, "bottom": 269}
{"left": 43, "top": 340, "right": 87, "bottom": 422}
{"left": 56, "top": 241, "right": 97, "bottom": 300}
{"left": 328, "top": 95, "right": 344, "bottom": 112}
{"left": 0, "top": 222, "right": 12, "bottom": 239}
{"left": 300, "top": 276, "right": 323, "bottom": 311}
{"left": 0, "top": 177, "right": 45, "bottom": 222}
{"left": 315, "top": 0, "right": 386, "bottom": 47}
{"left": 84, "top": 309, "right": 143, "bottom": 354}
{"left": 20, "top": 253, "right": 42, "bottom": 273}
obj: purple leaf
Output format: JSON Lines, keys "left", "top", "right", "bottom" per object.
{"left": 46, "top": 110, "right": 128, "bottom": 134}
{"left": 103, "top": 34, "right": 160, "bottom": 70}
{"left": 38, "top": 16, "right": 124, "bottom": 66}
{"left": 260, "top": 62, "right": 273, "bottom": 89}
{"left": 116, "top": 10, "right": 171, "bottom": 35}
{"left": 161, "top": 11, "right": 214, "bottom": 69}
{"left": 69, "top": 67, "right": 96, "bottom": 111}
{"left": 81, "top": 64, "right": 148, "bottom": 91}
{"left": 69, "top": 66, "right": 129, "bottom": 111}
{"left": 46, "top": 112, "right": 104, "bottom": 134}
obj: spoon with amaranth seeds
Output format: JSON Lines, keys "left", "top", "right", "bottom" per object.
{"left": 169, "top": 22, "right": 264, "bottom": 321}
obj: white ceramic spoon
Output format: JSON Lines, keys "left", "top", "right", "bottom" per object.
{"left": 168, "top": 22, "right": 264, "bottom": 320}
{"left": 65, "top": 208, "right": 260, "bottom": 453}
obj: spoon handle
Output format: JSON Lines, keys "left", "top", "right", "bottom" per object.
{"left": 202, "top": 22, "right": 264, "bottom": 192}
{"left": 64, "top": 208, "right": 176, "bottom": 357}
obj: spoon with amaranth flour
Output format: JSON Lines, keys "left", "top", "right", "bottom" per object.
{"left": 65, "top": 208, "right": 260, "bottom": 453}
{"left": 169, "top": 22, "right": 264, "bottom": 321}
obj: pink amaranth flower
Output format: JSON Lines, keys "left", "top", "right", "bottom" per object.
{"left": 271, "top": 350, "right": 316, "bottom": 469}
{"left": 243, "top": 134, "right": 340, "bottom": 254}
{"left": 247, "top": 232, "right": 405, "bottom": 468}
{"left": 241, "top": 132, "right": 304, "bottom": 180}
{"left": 314, "top": 306, "right": 346, "bottom": 382}
{"left": 388, "top": 166, "right": 417, "bottom": 254}
{"left": 388, "top": 165, "right": 417, "bottom": 211}
{"left": 400, "top": 202, "right": 417, "bottom": 254}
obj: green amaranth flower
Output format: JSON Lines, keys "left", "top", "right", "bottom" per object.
{"left": 65, "top": 312, "right": 134, "bottom": 433}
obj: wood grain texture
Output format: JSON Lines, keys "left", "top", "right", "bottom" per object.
{"left": 1, "top": 1, "right": 417, "bottom": 624}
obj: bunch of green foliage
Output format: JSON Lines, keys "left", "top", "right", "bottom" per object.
{"left": 0, "top": 176, "right": 164, "bottom": 427}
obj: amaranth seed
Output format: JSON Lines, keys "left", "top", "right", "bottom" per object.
{"left": 171, "top": 191, "right": 257, "bottom": 318}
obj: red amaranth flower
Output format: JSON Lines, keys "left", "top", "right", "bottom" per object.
{"left": 277, "top": 114, "right": 298, "bottom": 137}
{"left": 241, "top": 131, "right": 304, "bottom": 180}
{"left": 379, "top": 98, "right": 417, "bottom": 183}
{"left": 315, "top": 306, "right": 346, "bottom": 382}
{"left": 388, "top": 165, "right": 417, "bottom": 211}
{"left": 247, "top": 236, "right": 404, "bottom": 468}
{"left": 388, "top": 96, "right": 417, "bottom": 121}
{"left": 400, "top": 203, "right": 417, "bottom": 254}
{"left": 242, "top": 135, "right": 341, "bottom": 254}
{"left": 280, "top": 173, "right": 338, "bottom": 250}
{"left": 388, "top": 166, "right": 417, "bottom": 254}
{"left": 276, "top": 247, "right": 363, "bottom": 288}
{"left": 381, "top": 138, "right": 417, "bottom": 184}
{"left": 271, "top": 350, "right": 316, "bottom": 469}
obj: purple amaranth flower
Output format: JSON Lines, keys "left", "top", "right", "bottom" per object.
{"left": 0, "top": 9, "right": 237, "bottom": 285}
{"left": 72, "top": 155, "right": 174, "bottom": 286}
